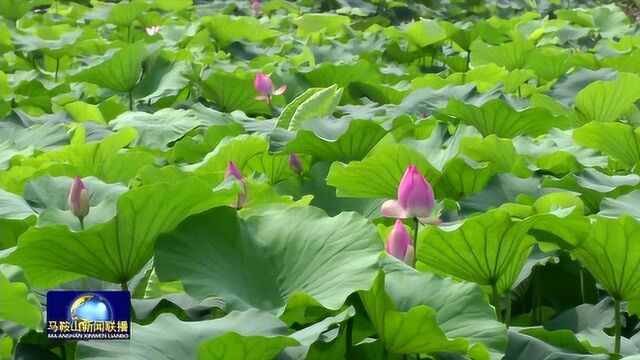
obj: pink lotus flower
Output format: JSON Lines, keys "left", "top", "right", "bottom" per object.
{"left": 145, "top": 25, "right": 162, "bottom": 36}
{"left": 387, "top": 219, "right": 414, "bottom": 265}
{"left": 289, "top": 153, "right": 302, "bottom": 174}
{"left": 254, "top": 72, "right": 286, "bottom": 102}
{"left": 381, "top": 165, "right": 440, "bottom": 223}
{"left": 252, "top": 0, "right": 260, "bottom": 16}
{"left": 226, "top": 161, "right": 247, "bottom": 208}
{"left": 68, "top": 176, "right": 89, "bottom": 223}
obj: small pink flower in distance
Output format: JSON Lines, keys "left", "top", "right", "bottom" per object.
{"left": 386, "top": 219, "right": 414, "bottom": 265}
{"left": 68, "top": 176, "right": 90, "bottom": 220}
{"left": 145, "top": 25, "right": 162, "bottom": 36}
{"left": 254, "top": 72, "right": 286, "bottom": 102}
{"left": 289, "top": 153, "right": 303, "bottom": 174}
{"left": 225, "top": 161, "right": 247, "bottom": 208}
{"left": 381, "top": 165, "right": 440, "bottom": 224}
{"left": 252, "top": 0, "right": 260, "bottom": 17}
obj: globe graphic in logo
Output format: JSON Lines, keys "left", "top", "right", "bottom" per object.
{"left": 69, "top": 294, "right": 112, "bottom": 322}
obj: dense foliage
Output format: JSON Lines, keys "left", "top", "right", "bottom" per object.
{"left": 1, "top": 0, "right": 640, "bottom": 359}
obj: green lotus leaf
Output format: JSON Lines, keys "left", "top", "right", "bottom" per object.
{"left": 293, "top": 13, "right": 351, "bottom": 35}
{"left": 441, "top": 98, "right": 570, "bottom": 138}
{"left": 288, "top": 85, "right": 343, "bottom": 131}
{"left": 0, "top": 272, "right": 42, "bottom": 329}
{"left": 155, "top": 206, "right": 382, "bottom": 313}
{"left": 359, "top": 271, "right": 470, "bottom": 356}
{"left": 418, "top": 209, "right": 538, "bottom": 293}
{"left": 73, "top": 44, "right": 146, "bottom": 93}
{"left": 470, "top": 39, "right": 534, "bottom": 70}
{"left": 107, "top": 0, "right": 148, "bottom": 27}
{"left": 326, "top": 143, "right": 439, "bottom": 199}
{"left": 574, "top": 73, "right": 640, "bottom": 123}
{"left": 381, "top": 256, "right": 507, "bottom": 358}
{"left": 133, "top": 58, "right": 190, "bottom": 103}
{"left": 287, "top": 119, "right": 386, "bottom": 162}
{"left": 77, "top": 310, "right": 289, "bottom": 360}
{"left": 3, "top": 177, "right": 236, "bottom": 287}
{"left": 199, "top": 70, "right": 273, "bottom": 115}
{"left": 572, "top": 216, "right": 640, "bottom": 301}
{"left": 573, "top": 122, "right": 640, "bottom": 167}
{"left": 203, "top": 15, "right": 277, "bottom": 46}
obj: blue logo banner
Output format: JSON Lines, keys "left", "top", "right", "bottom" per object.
{"left": 46, "top": 291, "right": 131, "bottom": 340}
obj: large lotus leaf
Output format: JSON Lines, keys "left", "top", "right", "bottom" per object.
{"left": 201, "top": 308, "right": 355, "bottom": 360}
{"left": 276, "top": 88, "right": 324, "bottom": 129}
{"left": 434, "top": 157, "right": 495, "bottom": 200}
{"left": 189, "top": 134, "right": 269, "bottom": 177}
{"left": 326, "top": 143, "right": 440, "bottom": 198}
{"left": 286, "top": 119, "right": 386, "bottom": 162}
{"left": 288, "top": 85, "right": 343, "bottom": 131}
{"left": 591, "top": 4, "right": 631, "bottom": 38}
{"left": 111, "top": 109, "right": 210, "bottom": 151}
{"left": 418, "top": 209, "right": 538, "bottom": 293}
{"left": 0, "top": 189, "right": 35, "bottom": 220}
{"left": 573, "top": 122, "right": 640, "bottom": 167}
{"left": 399, "top": 84, "right": 501, "bottom": 117}
{"left": 505, "top": 328, "right": 609, "bottom": 360}
{"left": 106, "top": 0, "right": 147, "bottom": 27}
{"left": 199, "top": 71, "right": 273, "bottom": 115}
{"left": 460, "top": 135, "right": 530, "bottom": 175}
{"left": 572, "top": 215, "right": 640, "bottom": 301}
{"left": 11, "top": 27, "right": 82, "bottom": 57}
{"left": 203, "top": 15, "right": 277, "bottom": 46}
{"left": 64, "top": 101, "right": 107, "bottom": 125}
{"left": 545, "top": 298, "right": 639, "bottom": 355}
{"left": 524, "top": 47, "right": 571, "bottom": 82}
{"left": 77, "top": 310, "right": 288, "bottom": 360}
{"left": 403, "top": 19, "right": 448, "bottom": 48}
{"left": 0, "top": 128, "right": 139, "bottom": 193}
{"left": 293, "top": 13, "right": 350, "bottom": 35}
{"left": 440, "top": 98, "right": 570, "bottom": 138}
{"left": 302, "top": 60, "right": 377, "bottom": 103}
{"left": 73, "top": 44, "right": 146, "bottom": 92}
{"left": 3, "top": 177, "right": 236, "bottom": 287}
{"left": 275, "top": 162, "right": 383, "bottom": 218}
{"left": 154, "top": 206, "right": 382, "bottom": 313}
{"left": 381, "top": 257, "right": 507, "bottom": 357}
{"left": 0, "top": 272, "right": 41, "bottom": 329}
{"left": 470, "top": 39, "right": 534, "bottom": 70}
{"left": 0, "top": 0, "right": 48, "bottom": 21}
{"left": 600, "top": 190, "right": 640, "bottom": 220}
{"left": 133, "top": 58, "right": 190, "bottom": 103}
{"left": 0, "top": 218, "right": 32, "bottom": 249}
{"left": 573, "top": 73, "right": 640, "bottom": 123}
{"left": 548, "top": 68, "right": 617, "bottom": 108}
{"left": 359, "top": 272, "right": 470, "bottom": 356}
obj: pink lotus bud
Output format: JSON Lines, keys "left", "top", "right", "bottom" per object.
{"left": 145, "top": 25, "right": 162, "bottom": 36}
{"left": 254, "top": 72, "right": 274, "bottom": 95}
{"left": 381, "top": 165, "right": 436, "bottom": 220}
{"left": 397, "top": 165, "right": 434, "bottom": 218}
{"left": 254, "top": 72, "right": 287, "bottom": 101}
{"left": 252, "top": 0, "right": 260, "bottom": 16}
{"left": 386, "top": 220, "right": 412, "bottom": 263}
{"left": 289, "top": 153, "right": 302, "bottom": 174}
{"left": 225, "top": 161, "right": 247, "bottom": 208}
{"left": 68, "top": 176, "right": 89, "bottom": 219}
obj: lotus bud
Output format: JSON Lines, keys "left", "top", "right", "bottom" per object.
{"left": 226, "top": 161, "right": 247, "bottom": 208}
{"left": 68, "top": 176, "right": 90, "bottom": 222}
{"left": 254, "top": 72, "right": 287, "bottom": 102}
{"left": 289, "top": 153, "right": 302, "bottom": 174}
{"left": 386, "top": 220, "right": 412, "bottom": 263}
{"left": 252, "top": 0, "right": 260, "bottom": 16}
{"left": 397, "top": 165, "right": 435, "bottom": 218}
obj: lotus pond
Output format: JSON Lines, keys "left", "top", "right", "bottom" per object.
{"left": 2, "top": 0, "right": 640, "bottom": 359}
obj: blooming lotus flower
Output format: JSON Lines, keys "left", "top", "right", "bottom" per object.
{"left": 68, "top": 176, "right": 89, "bottom": 225}
{"left": 382, "top": 165, "right": 440, "bottom": 223}
{"left": 386, "top": 219, "right": 414, "bottom": 265}
{"left": 254, "top": 72, "right": 286, "bottom": 102}
{"left": 226, "top": 161, "right": 247, "bottom": 208}
{"left": 289, "top": 153, "right": 302, "bottom": 174}
{"left": 252, "top": 0, "right": 260, "bottom": 16}
{"left": 145, "top": 25, "right": 162, "bottom": 36}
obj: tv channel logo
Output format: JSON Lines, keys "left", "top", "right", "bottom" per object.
{"left": 46, "top": 291, "right": 130, "bottom": 340}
